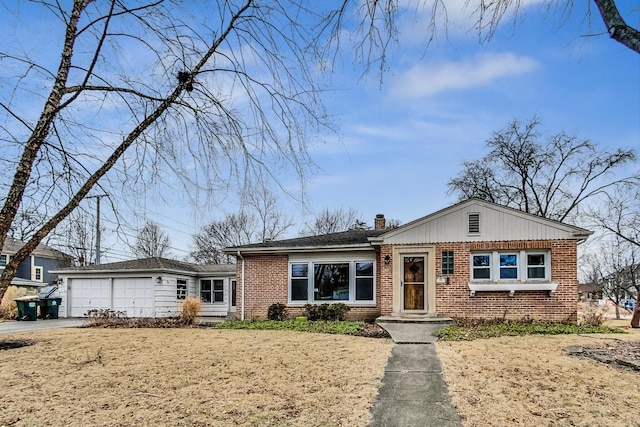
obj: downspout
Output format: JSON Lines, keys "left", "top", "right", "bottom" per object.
{"left": 237, "top": 251, "right": 245, "bottom": 321}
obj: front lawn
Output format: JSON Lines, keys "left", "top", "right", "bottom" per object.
{"left": 0, "top": 328, "right": 392, "bottom": 426}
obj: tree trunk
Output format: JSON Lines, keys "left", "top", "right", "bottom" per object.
{"left": 632, "top": 300, "right": 640, "bottom": 328}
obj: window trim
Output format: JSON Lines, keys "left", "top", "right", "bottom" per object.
{"left": 0, "top": 254, "right": 10, "bottom": 269}
{"left": 441, "top": 251, "right": 454, "bottom": 275}
{"left": 288, "top": 259, "right": 376, "bottom": 305}
{"left": 470, "top": 250, "right": 550, "bottom": 283}
{"left": 176, "top": 279, "right": 187, "bottom": 300}
{"left": 33, "top": 266, "right": 43, "bottom": 282}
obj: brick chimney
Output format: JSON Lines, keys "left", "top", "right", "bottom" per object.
{"left": 374, "top": 214, "right": 386, "bottom": 230}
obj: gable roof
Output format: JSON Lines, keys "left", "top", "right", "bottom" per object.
{"left": 2, "top": 238, "right": 72, "bottom": 260}
{"left": 225, "top": 229, "right": 387, "bottom": 254}
{"left": 50, "top": 257, "right": 235, "bottom": 275}
{"left": 372, "top": 198, "right": 592, "bottom": 245}
{"left": 225, "top": 198, "right": 592, "bottom": 255}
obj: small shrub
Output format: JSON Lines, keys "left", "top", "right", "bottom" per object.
{"left": 0, "top": 286, "right": 29, "bottom": 319}
{"left": 304, "top": 303, "right": 350, "bottom": 321}
{"left": 267, "top": 303, "right": 288, "bottom": 321}
{"left": 180, "top": 297, "right": 202, "bottom": 325}
{"left": 580, "top": 312, "right": 604, "bottom": 327}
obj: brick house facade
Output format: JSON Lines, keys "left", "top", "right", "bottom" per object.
{"left": 227, "top": 199, "right": 591, "bottom": 322}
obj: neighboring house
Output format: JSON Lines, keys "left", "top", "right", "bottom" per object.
{"left": 225, "top": 198, "right": 593, "bottom": 322}
{"left": 578, "top": 283, "right": 601, "bottom": 301}
{"left": 1, "top": 238, "right": 73, "bottom": 285}
{"left": 51, "top": 257, "right": 236, "bottom": 318}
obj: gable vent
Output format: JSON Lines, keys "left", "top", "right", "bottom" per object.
{"left": 468, "top": 213, "right": 480, "bottom": 234}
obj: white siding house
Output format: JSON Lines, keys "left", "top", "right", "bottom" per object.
{"left": 51, "top": 258, "right": 236, "bottom": 318}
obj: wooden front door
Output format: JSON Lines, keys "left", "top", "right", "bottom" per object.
{"left": 403, "top": 256, "right": 425, "bottom": 311}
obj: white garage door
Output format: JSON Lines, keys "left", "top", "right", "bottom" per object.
{"left": 69, "top": 278, "right": 111, "bottom": 317}
{"left": 113, "top": 278, "right": 155, "bottom": 317}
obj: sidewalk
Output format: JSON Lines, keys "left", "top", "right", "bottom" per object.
{"left": 369, "top": 322, "right": 461, "bottom": 427}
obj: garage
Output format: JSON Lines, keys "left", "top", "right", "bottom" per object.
{"left": 52, "top": 257, "right": 236, "bottom": 318}
{"left": 68, "top": 278, "right": 111, "bottom": 317}
{"left": 67, "top": 277, "right": 154, "bottom": 317}
{"left": 112, "top": 278, "right": 154, "bottom": 317}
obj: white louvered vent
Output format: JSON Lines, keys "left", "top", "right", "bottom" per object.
{"left": 468, "top": 213, "right": 480, "bottom": 234}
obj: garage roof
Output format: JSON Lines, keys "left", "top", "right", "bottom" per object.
{"left": 50, "top": 257, "right": 236, "bottom": 275}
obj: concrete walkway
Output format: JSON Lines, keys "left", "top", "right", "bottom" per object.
{"left": 369, "top": 322, "right": 461, "bottom": 427}
{"left": 0, "top": 318, "right": 86, "bottom": 334}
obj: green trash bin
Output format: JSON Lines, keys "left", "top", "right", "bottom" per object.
{"left": 39, "top": 297, "right": 62, "bottom": 319}
{"left": 37, "top": 286, "right": 60, "bottom": 319}
{"left": 14, "top": 297, "right": 39, "bottom": 321}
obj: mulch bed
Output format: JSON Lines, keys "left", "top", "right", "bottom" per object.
{"left": 0, "top": 339, "right": 35, "bottom": 351}
{"left": 567, "top": 341, "right": 640, "bottom": 372}
{"left": 355, "top": 323, "right": 391, "bottom": 339}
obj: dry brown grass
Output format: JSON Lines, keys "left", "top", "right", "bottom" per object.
{"left": 0, "top": 328, "right": 392, "bottom": 426}
{"left": 437, "top": 328, "right": 640, "bottom": 427}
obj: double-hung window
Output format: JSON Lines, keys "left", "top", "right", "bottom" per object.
{"left": 471, "top": 251, "right": 550, "bottom": 282}
{"left": 289, "top": 260, "right": 376, "bottom": 304}
{"left": 0, "top": 254, "right": 8, "bottom": 268}
{"left": 200, "top": 279, "right": 224, "bottom": 303}
{"left": 177, "top": 279, "right": 187, "bottom": 300}
{"left": 472, "top": 254, "right": 491, "bottom": 280}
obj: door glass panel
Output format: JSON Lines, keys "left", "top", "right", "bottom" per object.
{"left": 403, "top": 256, "right": 425, "bottom": 310}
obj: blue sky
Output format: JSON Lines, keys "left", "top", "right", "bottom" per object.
{"left": 120, "top": 1, "right": 640, "bottom": 260}
{"left": 1, "top": 1, "right": 638, "bottom": 261}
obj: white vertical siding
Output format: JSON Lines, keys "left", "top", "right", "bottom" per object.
{"left": 382, "top": 201, "right": 586, "bottom": 244}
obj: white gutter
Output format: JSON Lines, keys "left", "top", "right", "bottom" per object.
{"left": 237, "top": 250, "right": 245, "bottom": 321}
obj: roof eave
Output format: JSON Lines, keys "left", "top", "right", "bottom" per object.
{"left": 227, "top": 243, "right": 375, "bottom": 255}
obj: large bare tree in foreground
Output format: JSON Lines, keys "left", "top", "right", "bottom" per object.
{"left": 447, "top": 117, "right": 638, "bottom": 223}
{"left": 0, "top": 1, "right": 331, "bottom": 300}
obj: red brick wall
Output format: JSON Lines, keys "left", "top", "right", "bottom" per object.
{"left": 235, "top": 254, "right": 382, "bottom": 320}
{"left": 237, "top": 239, "right": 579, "bottom": 322}
{"left": 432, "top": 240, "right": 578, "bottom": 322}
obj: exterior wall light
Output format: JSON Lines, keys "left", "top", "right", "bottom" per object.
{"left": 384, "top": 255, "right": 391, "bottom": 265}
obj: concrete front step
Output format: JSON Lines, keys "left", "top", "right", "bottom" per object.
{"left": 376, "top": 315, "right": 453, "bottom": 324}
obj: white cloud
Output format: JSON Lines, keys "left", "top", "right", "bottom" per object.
{"left": 394, "top": 0, "right": 547, "bottom": 44}
{"left": 389, "top": 52, "right": 538, "bottom": 98}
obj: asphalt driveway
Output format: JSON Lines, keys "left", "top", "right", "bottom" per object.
{"left": 0, "top": 318, "right": 86, "bottom": 334}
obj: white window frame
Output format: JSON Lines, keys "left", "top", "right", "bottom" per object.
{"left": 33, "top": 266, "right": 43, "bottom": 282}
{"left": 288, "top": 259, "right": 376, "bottom": 305}
{"left": 0, "top": 254, "right": 9, "bottom": 269}
{"left": 470, "top": 250, "right": 550, "bottom": 283}
{"left": 471, "top": 253, "right": 492, "bottom": 281}
{"left": 176, "top": 279, "right": 187, "bottom": 300}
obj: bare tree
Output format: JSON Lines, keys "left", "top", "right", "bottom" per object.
{"left": 59, "top": 211, "right": 100, "bottom": 266}
{"left": 448, "top": 117, "right": 638, "bottom": 223}
{"left": 244, "top": 188, "right": 294, "bottom": 245}
{"left": 301, "top": 207, "right": 366, "bottom": 236}
{"left": 133, "top": 221, "right": 171, "bottom": 259}
{"left": 0, "top": 1, "right": 340, "bottom": 300}
{"left": 582, "top": 238, "right": 639, "bottom": 324}
{"left": 191, "top": 189, "right": 292, "bottom": 264}
{"left": 590, "top": 185, "right": 640, "bottom": 248}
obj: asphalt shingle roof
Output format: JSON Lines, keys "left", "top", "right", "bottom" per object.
{"left": 226, "top": 229, "right": 386, "bottom": 251}
{"left": 52, "top": 257, "right": 235, "bottom": 274}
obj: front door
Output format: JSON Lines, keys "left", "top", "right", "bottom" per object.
{"left": 403, "top": 256, "right": 425, "bottom": 311}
